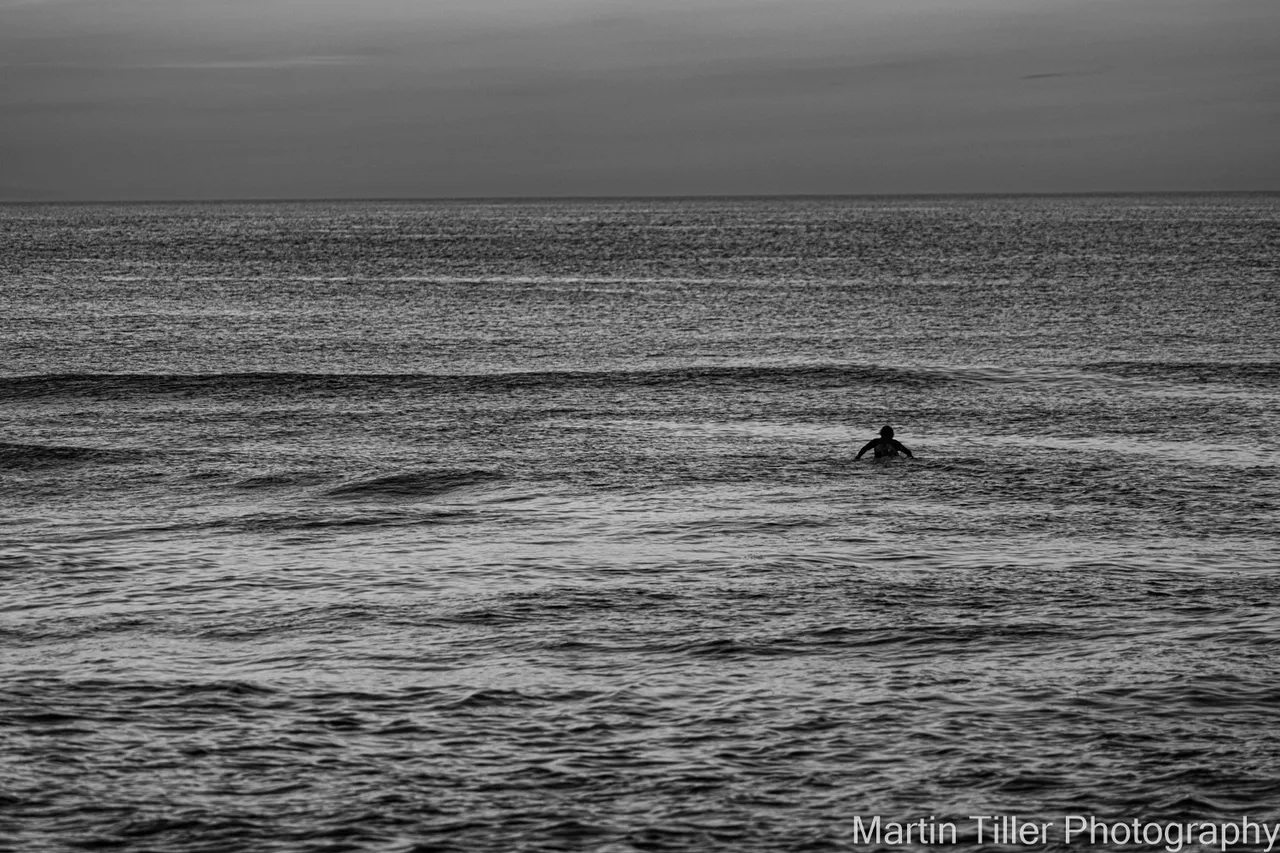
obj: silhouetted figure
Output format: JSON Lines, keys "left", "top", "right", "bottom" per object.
{"left": 855, "top": 425, "right": 914, "bottom": 460}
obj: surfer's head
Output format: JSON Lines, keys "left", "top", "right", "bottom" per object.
{"left": 880, "top": 425, "right": 894, "bottom": 438}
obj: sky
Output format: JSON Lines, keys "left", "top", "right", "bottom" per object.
{"left": 1, "top": 0, "right": 1277, "bottom": 200}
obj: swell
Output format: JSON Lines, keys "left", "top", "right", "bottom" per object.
{"left": 323, "top": 468, "right": 504, "bottom": 500}
{"left": 1090, "top": 360, "right": 1280, "bottom": 386}
{"left": 0, "top": 363, "right": 1171, "bottom": 401}
{"left": 0, "top": 441, "right": 138, "bottom": 469}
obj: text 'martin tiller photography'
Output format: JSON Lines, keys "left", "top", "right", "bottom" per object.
{"left": 851, "top": 814, "right": 1280, "bottom": 851}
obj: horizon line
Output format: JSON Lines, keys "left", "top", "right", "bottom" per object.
{"left": 2, "top": 189, "right": 1278, "bottom": 205}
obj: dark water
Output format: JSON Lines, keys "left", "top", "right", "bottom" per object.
{"left": 2, "top": 196, "right": 1278, "bottom": 852}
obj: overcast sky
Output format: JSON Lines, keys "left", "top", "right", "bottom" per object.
{"left": 2, "top": 0, "right": 1277, "bottom": 200}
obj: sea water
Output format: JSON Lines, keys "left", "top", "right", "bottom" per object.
{"left": 1, "top": 196, "right": 1278, "bottom": 852}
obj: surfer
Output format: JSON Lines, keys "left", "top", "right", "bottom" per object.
{"left": 855, "top": 425, "right": 914, "bottom": 460}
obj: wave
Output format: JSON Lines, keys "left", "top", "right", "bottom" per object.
{"left": 232, "top": 472, "right": 331, "bottom": 490}
{"left": 42, "top": 506, "right": 478, "bottom": 544}
{"left": 1089, "top": 360, "right": 1280, "bottom": 386}
{"left": 323, "top": 468, "right": 504, "bottom": 500}
{"left": 0, "top": 362, "right": 1177, "bottom": 402}
{"left": 0, "top": 441, "right": 136, "bottom": 469}
{"left": 211, "top": 507, "right": 476, "bottom": 533}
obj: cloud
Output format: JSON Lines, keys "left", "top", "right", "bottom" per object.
{"left": 1020, "top": 67, "right": 1111, "bottom": 81}
{"left": 146, "top": 56, "right": 368, "bottom": 71}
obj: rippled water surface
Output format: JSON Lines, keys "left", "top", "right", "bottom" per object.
{"left": 2, "top": 197, "right": 1278, "bottom": 851}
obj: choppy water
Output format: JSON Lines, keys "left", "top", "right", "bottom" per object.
{"left": 2, "top": 196, "right": 1278, "bottom": 852}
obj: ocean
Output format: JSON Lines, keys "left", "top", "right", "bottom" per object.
{"left": 2, "top": 195, "right": 1278, "bottom": 852}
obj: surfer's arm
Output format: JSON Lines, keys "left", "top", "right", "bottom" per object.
{"left": 894, "top": 440, "right": 914, "bottom": 458}
{"left": 854, "top": 439, "right": 877, "bottom": 460}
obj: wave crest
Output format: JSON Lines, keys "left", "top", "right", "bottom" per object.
{"left": 324, "top": 469, "right": 503, "bottom": 500}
